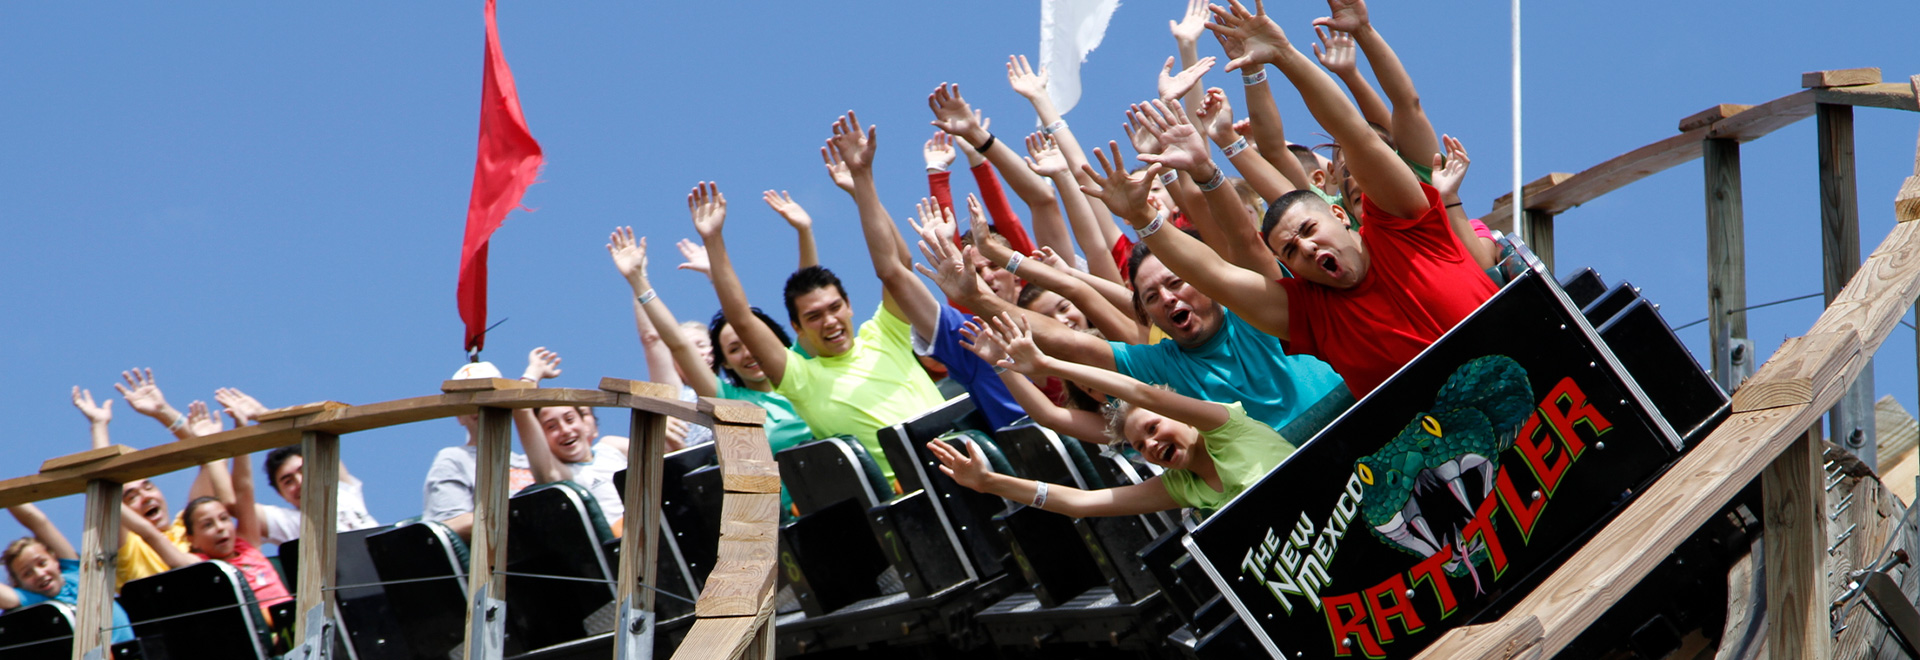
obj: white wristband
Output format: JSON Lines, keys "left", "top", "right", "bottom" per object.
{"left": 1032, "top": 481, "right": 1050, "bottom": 508}
{"left": 1158, "top": 171, "right": 1178, "bottom": 186}
{"left": 1004, "top": 252, "right": 1024, "bottom": 275}
{"left": 994, "top": 364, "right": 1010, "bottom": 375}
{"left": 1242, "top": 68, "right": 1268, "bottom": 86}
{"left": 1222, "top": 137, "right": 1251, "bottom": 159}
{"left": 636, "top": 289, "right": 658, "bottom": 305}
{"left": 926, "top": 163, "right": 950, "bottom": 173}
{"left": 1196, "top": 166, "right": 1228, "bottom": 192}
{"left": 1041, "top": 119, "right": 1067, "bottom": 136}
{"left": 1138, "top": 209, "right": 1170, "bottom": 238}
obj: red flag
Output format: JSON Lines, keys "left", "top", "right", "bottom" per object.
{"left": 458, "top": 0, "right": 543, "bottom": 352}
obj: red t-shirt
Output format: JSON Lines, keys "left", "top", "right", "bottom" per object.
{"left": 1278, "top": 184, "right": 1497, "bottom": 398}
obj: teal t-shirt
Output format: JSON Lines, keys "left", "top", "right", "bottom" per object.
{"left": 716, "top": 379, "right": 812, "bottom": 519}
{"left": 1159, "top": 403, "right": 1295, "bottom": 511}
{"left": 1110, "top": 308, "right": 1347, "bottom": 432}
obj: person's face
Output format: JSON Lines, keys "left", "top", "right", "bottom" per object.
{"left": 537, "top": 407, "right": 598, "bottom": 464}
{"left": 187, "top": 504, "right": 236, "bottom": 559}
{"left": 972, "top": 250, "right": 1020, "bottom": 303}
{"left": 1132, "top": 255, "right": 1223, "bottom": 347}
{"left": 792, "top": 287, "right": 855, "bottom": 357}
{"left": 274, "top": 455, "right": 304, "bottom": 505}
{"left": 1123, "top": 408, "right": 1202, "bottom": 470}
{"left": 718, "top": 323, "right": 768, "bottom": 383}
{"left": 1147, "top": 175, "right": 1177, "bottom": 215}
{"left": 1022, "top": 290, "right": 1086, "bottom": 332}
{"left": 121, "top": 479, "right": 169, "bottom": 528}
{"left": 1268, "top": 202, "right": 1368, "bottom": 289}
{"left": 9, "top": 543, "right": 63, "bottom": 596}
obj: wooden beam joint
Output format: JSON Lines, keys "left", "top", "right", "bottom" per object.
{"left": 1803, "top": 67, "right": 1883, "bottom": 89}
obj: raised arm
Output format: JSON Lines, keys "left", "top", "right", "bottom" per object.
{"left": 1211, "top": 0, "right": 1426, "bottom": 218}
{"left": 1080, "top": 140, "right": 1293, "bottom": 338}
{"left": 1313, "top": 27, "right": 1391, "bottom": 130}
{"left": 967, "top": 199, "right": 1145, "bottom": 344}
{"left": 611, "top": 227, "right": 722, "bottom": 397}
{"left": 9, "top": 504, "right": 76, "bottom": 560}
{"left": 72, "top": 387, "right": 112, "bottom": 449}
{"left": 626, "top": 254, "right": 683, "bottom": 391}
{"left": 828, "top": 111, "right": 942, "bottom": 337}
{"left": 993, "top": 314, "right": 1229, "bottom": 431}
{"left": 915, "top": 221, "right": 1119, "bottom": 371}
{"left": 1429, "top": 135, "right": 1497, "bottom": 268}
{"left": 231, "top": 450, "right": 262, "bottom": 547}
{"left": 1135, "top": 100, "right": 1284, "bottom": 280}
{"left": 183, "top": 402, "right": 235, "bottom": 506}
{"left": 929, "top": 436, "right": 1178, "bottom": 517}
{"left": 1215, "top": 29, "right": 1315, "bottom": 191}
{"left": 930, "top": 84, "right": 1073, "bottom": 260}
{"left": 1022, "top": 133, "right": 1122, "bottom": 283}
{"left": 1167, "top": 0, "right": 1214, "bottom": 116}
{"left": 1315, "top": 0, "right": 1440, "bottom": 169}
{"left": 1196, "top": 87, "right": 1294, "bottom": 203}
{"left": 518, "top": 348, "right": 571, "bottom": 485}
{"left": 762, "top": 191, "right": 821, "bottom": 270}
{"left": 1007, "top": 55, "right": 1128, "bottom": 250}
{"left": 115, "top": 368, "right": 193, "bottom": 443}
{"left": 693, "top": 182, "right": 792, "bottom": 387}
{"left": 121, "top": 505, "right": 199, "bottom": 569}
{"left": 1039, "top": 247, "right": 1147, "bottom": 329}
{"left": 956, "top": 318, "right": 1109, "bottom": 441}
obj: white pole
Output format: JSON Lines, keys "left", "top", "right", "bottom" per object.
{"left": 1511, "top": 0, "right": 1524, "bottom": 244}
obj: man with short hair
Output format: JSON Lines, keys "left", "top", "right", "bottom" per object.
{"left": 421, "top": 350, "right": 572, "bottom": 540}
{"left": 210, "top": 388, "right": 381, "bottom": 545}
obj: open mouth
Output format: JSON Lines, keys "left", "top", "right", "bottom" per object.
{"left": 1372, "top": 454, "right": 1496, "bottom": 563}
{"left": 1318, "top": 253, "right": 1341, "bottom": 278}
{"left": 1160, "top": 445, "right": 1176, "bottom": 463}
{"left": 823, "top": 329, "right": 847, "bottom": 345}
{"left": 1168, "top": 307, "right": 1193, "bottom": 328}
{"left": 143, "top": 504, "right": 164, "bottom": 525}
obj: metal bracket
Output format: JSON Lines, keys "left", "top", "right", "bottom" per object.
{"left": 614, "top": 595, "right": 656, "bottom": 660}
{"left": 468, "top": 585, "right": 506, "bottom": 660}
{"left": 287, "top": 604, "right": 336, "bottom": 660}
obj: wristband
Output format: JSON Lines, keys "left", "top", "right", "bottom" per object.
{"left": 993, "top": 364, "right": 1010, "bottom": 375}
{"left": 519, "top": 376, "right": 538, "bottom": 384}
{"left": 1242, "top": 68, "right": 1268, "bottom": 86}
{"left": 1445, "top": 202, "right": 1464, "bottom": 209}
{"left": 1196, "top": 166, "right": 1228, "bottom": 192}
{"left": 1032, "top": 481, "right": 1050, "bottom": 508}
{"left": 167, "top": 413, "right": 187, "bottom": 432}
{"left": 1137, "top": 208, "right": 1170, "bottom": 238}
{"left": 1158, "top": 170, "right": 1178, "bottom": 187}
{"left": 636, "top": 289, "right": 658, "bottom": 305}
{"left": 1040, "top": 119, "right": 1067, "bottom": 136}
{"left": 973, "top": 133, "right": 997, "bottom": 153}
{"left": 926, "top": 163, "right": 950, "bottom": 174}
{"left": 1222, "top": 137, "right": 1251, "bottom": 159}
{"left": 1005, "top": 252, "right": 1024, "bottom": 275}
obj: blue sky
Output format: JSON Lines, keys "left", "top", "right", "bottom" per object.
{"left": 2, "top": 2, "right": 1917, "bottom": 551}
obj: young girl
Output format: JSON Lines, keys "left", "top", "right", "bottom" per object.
{"left": 1, "top": 503, "right": 135, "bottom": 643}
{"left": 123, "top": 423, "right": 291, "bottom": 623}
{"left": 935, "top": 313, "right": 1295, "bottom": 516}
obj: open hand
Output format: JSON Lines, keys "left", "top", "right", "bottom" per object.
{"left": 1034, "top": 246, "right": 1071, "bottom": 270}
{"left": 1312, "top": 0, "right": 1370, "bottom": 36}
{"left": 913, "top": 225, "right": 989, "bottom": 303}
{"left": 1157, "top": 56, "right": 1216, "bottom": 103}
{"left": 1312, "top": 26, "right": 1359, "bottom": 77}
{"left": 827, "top": 111, "right": 878, "bottom": 176}
{"left": 957, "top": 317, "right": 1011, "bottom": 366}
{"left": 607, "top": 226, "right": 649, "bottom": 282}
{"left": 914, "top": 196, "right": 958, "bottom": 245}
{"left": 1205, "top": 0, "right": 1295, "bottom": 73}
{"left": 72, "top": 386, "right": 113, "bottom": 425}
{"left": 1023, "top": 132, "right": 1069, "bottom": 177}
{"left": 928, "top": 84, "right": 983, "bottom": 143}
{"left": 688, "top": 181, "right": 728, "bottom": 239}
{"left": 923, "top": 132, "right": 956, "bottom": 172}
{"left": 964, "top": 194, "right": 1014, "bottom": 264}
{"left": 185, "top": 401, "right": 225, "bottom": 437}
{"left": 1005, "top": 55, "right": 1050, "bottom": 102}
{"left": 1169, "top": 0, "right": 1210, "bottom": 45}
{"left": 988, "top": 313, "right": 1046, "bottom": 375}
{"left": 675, "top": 239, "right": 710, "bottom": 275}
{"left": 114, "top": 368, "right": 172, "bottom": 420}
{"left": 1195, "top": 87, "right": 1239, "bottom": 146}
{"left": 1431, "top": 135, "right": 1472, "bottom": 200}
{"left": 214, "top": 387, "right": 268, "bottom": 426}
{"left": 1134, "top": 100, "right": 1212, "bottom": 174}
{"left": 821, "top": 146, "right": 855, "bottom": 194}
{"left": 927, "top": 436, "right": 994, "bottom": 491}
{"left": 762, "top": 191, "right": 814, "bottom": 231}
{"left": 1079, "top": 141, "right": 1164, "bottom": 226}
{"left": 523, "top": 347, "right": 563, "bottom": 382}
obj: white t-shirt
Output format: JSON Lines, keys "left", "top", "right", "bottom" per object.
{"left": 421, "top": 441, "right": 627, "bottom": 525}
{"left": 260, "top": 474, "right": 381, "bottom": 545}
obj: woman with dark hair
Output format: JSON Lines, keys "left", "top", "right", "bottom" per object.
{"left": 609, "top": 227, "right": 815, "bottom": 518}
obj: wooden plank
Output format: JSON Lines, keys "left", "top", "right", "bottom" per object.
{"left": 295, "top": 431, "right": 340, "bottom": 643}
{"left": 461, "top": 407, "right": 513, "bottom": 659}
{"left": 1483, "top": 173, "right": 1572, "bottom": 234}
{"left": 1705, "top": 137, "right": 1747, "bottom": 391}
{"left": 1897, "top": 76, "right": 1920, "bottom": 223}
{"left": 1814, "top": 82, "right": 1920, "bottom": 112}
{"left": 721, "top": 459, "right": 782, "bottom": 495}
{"left": 1523, "top": 210, "right": 1555, "bottom": 272}
{"left": 1802, "top": 67, "right": 1882, "bottom": 89}
{"left": 1709, "top": 90, "right": 1817, "bottom": 141}
{"left": 73, "top": 479, "right": 121, "bottom": 660}
{"left": 712, "top": 424, "right": 777, "bottom": 490}
{"left": 1762, "top": 427, "right": 1829, "bottom": 659}
{"left": 599, "top": 376, "right": 678, "bottom": 399}
{"left": 1418, "top": 615, "right": 1545, "bottom": 660}
{"left": 616, "top": 411, "right": 669, "bottom": 618}
{"left": 1809, "top": 222, "right": 1920, "bottom": 345}
{"left": 1729, "top": 331, "right": 1861, "bottom": 412}
{"left": 1821, "top": 101, "right": 1877, "bottom": 465}
{"left": 673, "top": 608, "right": 771, "bottom": 660}
{"left": 700, "top": 397, "right": 769, "bottom": 426}
{"left": 696, "top": 492, "right": 781, "bottom": 617}
{"left": 40, "top": 445, "right": 133, "bottom": 473}
{"left": 254, "top": 400, "right": 348, "bottom": 422}
{"left": 1680, "top": 104, "right": 1756, "bottom": 132}
{"left": 441, "top": 377, "right": 533, "bottom": 393}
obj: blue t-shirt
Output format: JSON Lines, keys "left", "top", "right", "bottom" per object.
{"left": 914, "top": 305, "right": 1025, "bottom": 430}
{"left": 1111, "top": 308, "right": 1347, "bottom": 432}
{"left": 13, "top": 558, "right": 135, "bottom": 643}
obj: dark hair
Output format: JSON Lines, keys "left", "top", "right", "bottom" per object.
{"left": 180, "top": 496, "right": 224, "bottom": 537}
{"left": 1123, "top": 229, "right": 1202, "bottom": 323}
{"left": 1016, "top": 282, "right": 1046, "bottom": 309}
{"left": 1286, "top": 144, "right": 1320, "bottom": 178}
{"left": 709, "top": 307, "right": 794, "bottom": 386}
{"left": 264, "top": 446, "right": 300, "bottom": 484}
{"left": 782, "top": 266, "right": 850, "bottom": 328}
{"left": 1261, "top": 189, "right": 1333, "bottom": 244}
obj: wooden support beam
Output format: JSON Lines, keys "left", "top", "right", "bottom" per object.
{"left": 441, "top": 377, "right": 533, "bottom": 393}
{"left": 1709, "top": 90, "right": 1818, "bottom": 141}
{"left": 461, "top": 407, "right": 513, "bottom": 659}
{"left": 1729, "top": 331, "right": 1862, "bottom": 412}
{"left": 1762, "top": 424, "right": 1830, "bottom": 659}
{"left": 1706, "top": 137, "right": 1748, "bottom": 391}
{"left": 1897, "top": 75, "right": 1920, "bottom": 223}
{"left": 1483, "top": 173, "right": 1571, "bottom": 234}
{"left": 254, "top": 400, "right": 348, "bottom": 422}
{"left": 614, "top": 410, "right": 669, "bottom": 659}
{"left": 294, "top": 431, "right": 340, "bottom": 643}
{"left": 1821, "top": 101, "right": 1876, "bottom": 464}
{"left": 74, "top": 479, "right": 122, "bottom": 660}
{"left": 1417, "top": 616, "right": 1545, "bottom": 660}
{"left": 40, "top": 445, "right": 133, "bottom": 473}
{"left": 1680, "top": 104, "right": 1755, "bottom": 132}
{"left": 1522, "top": 210, "right": 1555, "bottom": 272}
{"left": 599, "top": 376, "right": 679, "bottom": 399}
{"left": 1814, "top": 82, "right": 1920, "bottom": 113}
{"left": 1803, "top": 67, "right": 1882, "bottom": 89}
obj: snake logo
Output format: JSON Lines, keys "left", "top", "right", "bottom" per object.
{"left": 1352, "top": 356, "right": 1533, "bottom": 587}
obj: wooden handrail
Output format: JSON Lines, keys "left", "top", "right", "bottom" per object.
{"left": 1415, "top": 215, "right": 1920, "bottom": 658}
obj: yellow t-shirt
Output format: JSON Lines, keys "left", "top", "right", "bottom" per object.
{"left": 117, "top": 519, "right": 189, "bottom": 590}
{"left": 774, "top": 303, "right": 945, "bottom": 481}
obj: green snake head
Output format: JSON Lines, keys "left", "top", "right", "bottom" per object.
{"left": 1353, "top": 356, "right": 1532, "bottom": 577}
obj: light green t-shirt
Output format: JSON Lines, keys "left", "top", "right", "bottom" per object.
{"left": 1159, "top": 403, "right": 1295, "bottom": 511}
{"left": 773, "top": 303, "right": 945, "bottom": 481}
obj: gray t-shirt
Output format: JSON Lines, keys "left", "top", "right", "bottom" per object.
{"left": 678, "top": 386, "right": 714, "bottom": 447}
{"left": 422, "top": 442, "right": 627, "bottom": 523}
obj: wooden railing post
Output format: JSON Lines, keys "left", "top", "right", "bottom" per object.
{"left": 614, "top": 409, "right": 670, "bottom": 660}
{"left": 1523, "top": 209, "right": 1555, "bottom": 272}
{"left": 74, "top": 479, "right": 122, "bottom": 660}
{"left": 1705, "top": 137, "right": 1748, "bottom": 390}
{"left": 295, "top": 430, "right": 341, "bottom": 648}
{"left": 1818, "top": 98, "right": 1876, "bottom": 465}
{"left": 463, "top": 406, "right": 514, "bottom": 659}
{"left": 1762, "top": 421, "right": 1830, "bottom": 658}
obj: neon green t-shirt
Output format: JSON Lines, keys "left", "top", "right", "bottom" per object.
{"left": 1159, "top": 403, "right": 1295, "bottom": 511}
{"left": 773, "top": 303, "right": 945, "bottom": 481}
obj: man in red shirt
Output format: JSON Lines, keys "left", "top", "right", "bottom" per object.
{"left": 1076, "top": 0, "right": 1494, "bottom": 398}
